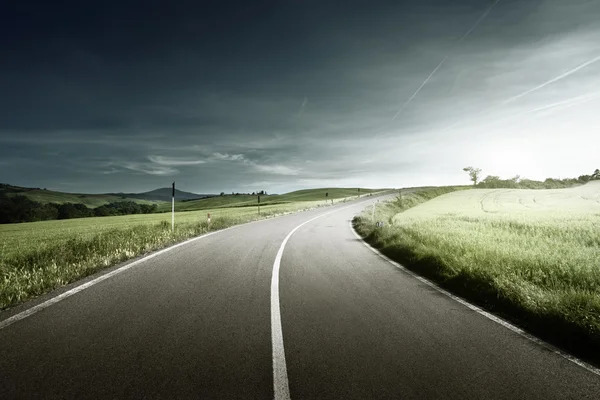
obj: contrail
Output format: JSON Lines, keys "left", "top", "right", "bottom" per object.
{"left": 522, "top": 91, "right": 600, "bottom": 115}
{"left": 391, "top": 56, "right": 447, "bottom": 120}
{"left": 441, "top": 56, "right": 600, "bottom": 132}
{"left": 451, "top": 91, "right": 600, "bottom": 137}
{"left": 502, "top": 54, "right": 600, "bottom": 105}
{"left": 297, "top": 97, "right": 308, "bottom": 118}
{"left": 459, "top": 0, "right": 501, "bottom": 42}
{"left": 524, "top": 91, "right": 600, "bottom": 120}
{"left": 477, "top": 92, "right": 600, "bottom": 139}
{"left": 391, "top": 0, "right": 501, "bottom": 120}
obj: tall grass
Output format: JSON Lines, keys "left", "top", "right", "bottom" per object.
{"left": 354, "top": 185, "right": 600, "bottom": 365}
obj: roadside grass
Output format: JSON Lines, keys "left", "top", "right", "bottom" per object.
{"left": 0, "top": 197, "right": 366, "bottom": 310}
{"left": 354, "top": 183, "right": 600, "bottom": 365}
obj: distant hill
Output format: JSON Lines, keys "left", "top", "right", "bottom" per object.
{"left": 108, "top": 188, "right": 217, "bottom": 202}
{"left": 0, "top": 183, "right": 215, "bottom": 207}
{"left": 156, "top": 187, "right": 387, "bottom": 212}
{"left": 0, "top": 183, "right": 152, "bottom": 207}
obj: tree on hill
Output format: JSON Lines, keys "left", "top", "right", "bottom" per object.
{"left": 0, "top": 196, "right": 62, "bottom": 223}
{"left": 463, "top": 166, "right": 482, "bottom": 186}
{"left": 139, "top": 204, "right": 158, "bottom": 214}
{"left": 57, "top": 203, "right": 93, "bottom": 219}
{"left": 578, "top": 174, "right": 593, "bottom": 182}
{"left": 593, "top": 169, "right": 600, "bottom": 180}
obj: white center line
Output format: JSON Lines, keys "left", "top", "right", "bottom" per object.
{"left": 270, "top": 200, "right": 380, "bottom": 400}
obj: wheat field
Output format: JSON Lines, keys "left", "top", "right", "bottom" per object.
{"left": 356, "top": 182, "right": 600, "bottom": 361}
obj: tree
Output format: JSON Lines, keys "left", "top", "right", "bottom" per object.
{"left": 463, "top": 166, "right": 482, "bottom": 186}
{"left": 220, "top": 192, "right": 225, "bottom": 196}
{"left": 57, "top": 203, "right": 93, "bottom": 219}
{"left": 592, "top": 169, "right": 600, "bottom": 180}
{"left": 480, "top": 175, "right": 501, "bottom": 188}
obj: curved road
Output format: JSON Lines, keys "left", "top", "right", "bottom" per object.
{"left": 1, "top": 195, "right": 599, "bottom": 399}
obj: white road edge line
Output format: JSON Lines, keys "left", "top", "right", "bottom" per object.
{"left": 349, "top": 219, "right": 600, "bottom": 377}
{"left": 0, "top": 201, "right": 344, "bottom": 330}
{"left": 0, "top": 219, "right": 269, "bottom": 330}
{"left": 271, "top": 202, "right": 370, "bottom": 400}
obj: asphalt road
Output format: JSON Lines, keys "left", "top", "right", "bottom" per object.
{"left": 1, "top": 195, "right": 599, "bottom": 399}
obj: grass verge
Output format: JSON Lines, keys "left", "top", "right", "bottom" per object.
{"left": 353, "top": 186, "right": 600, "bottom": 368}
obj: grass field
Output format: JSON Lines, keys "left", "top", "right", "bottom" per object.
{"left": 157, "top": 187, "right": 383, "bottom": 212}
{"left": 0, "top": 189, "right": 387, "bottom": 309}
{"left": 354, "top": 181, "right": 600, "bottom": 364}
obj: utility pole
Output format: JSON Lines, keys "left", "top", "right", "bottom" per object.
{"left": 171, "top": 182, "right": 175, "bottom": 231}
{"left": 258, "top": 194, "right": 260, "bottom": 215}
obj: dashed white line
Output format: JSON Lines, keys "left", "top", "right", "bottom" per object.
{"left": 349, "top": 219, "right": 600, "bottom": 377}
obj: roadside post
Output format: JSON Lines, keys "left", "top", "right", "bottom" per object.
{"left": 358, "top": 188, "right": 360, "bottom": 198}
{"left": 258, "top": 194, "right": 260, "bottom": 215}
{"left": 372, "top": 199, "right": 378, "bottom": 222}
{"left": 171, "top": 182, "right": 175, "bottom": 231}
{"left": 325, "top": 192, "right": 328, "bottom": 205}
{"left": 207, "top": 212, "right": 211, "bottom": 224}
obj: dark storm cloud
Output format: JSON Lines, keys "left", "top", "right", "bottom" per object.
{"left": 1, "top": 0, "right": 599, "bottom": 193}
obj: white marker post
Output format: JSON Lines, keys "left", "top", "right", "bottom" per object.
{"left": 171, "top": 182, "right": 175, "bottom": 232}
{"left": 372, "top": 200, "right": 378, "bottom": 222}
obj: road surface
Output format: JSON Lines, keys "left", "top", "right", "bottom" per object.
{"left": 1, "top": 195, "right": 599, "bottom": 399}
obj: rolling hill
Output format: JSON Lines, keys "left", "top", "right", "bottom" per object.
{"left": 106, "top": 188, "right": 216, "bottom": 202}
{"left": 156, "top": 187, "right": 388, "bottom": 212}
{"left": 0, "top": 184, "right": 213, "bottom": 207}
{"left": 1, "top": 183, "right": 387, "bottom": 212}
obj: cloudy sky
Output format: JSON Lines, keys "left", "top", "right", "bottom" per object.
{"left": 1, "top": 0, "right": 599, "bottom": 194}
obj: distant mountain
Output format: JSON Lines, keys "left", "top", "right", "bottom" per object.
{"left": 107, "top": 188, "right": 217, "bottom": 202}
{"left": 0, "top": 183, "right": 217, "bottom": 206}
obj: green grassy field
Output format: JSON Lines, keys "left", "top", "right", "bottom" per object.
{"left": 354, "top": 181, "right": 600, "bottom": 364}
{"left": 157, "top": 187, "right": 383, "bottom": 212}
{"left": 0, "top": 188, "right": 388, "bottom": 310}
